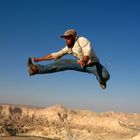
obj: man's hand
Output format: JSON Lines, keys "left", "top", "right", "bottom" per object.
{"left": 78, "top": 55, "right": 89, "bottom": 68}
{"left": 78, "top": 60, "right": 86, "bottom": 68}
{"left": 32, "top": 57, "right": 40, "bottom": 62}
{"left": 32, "top": 54, "right": 54, "bottom": 62}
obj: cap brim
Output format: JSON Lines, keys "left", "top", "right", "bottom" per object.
{"left": 61, "top": 35, "right": 73, "bottom": 38}
{"left": 60, "top": 35, "right": 65, "bottom": 38}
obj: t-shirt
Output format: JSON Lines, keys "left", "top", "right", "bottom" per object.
{"left": 51, "top": 36, "right": 99, "bottom": 64}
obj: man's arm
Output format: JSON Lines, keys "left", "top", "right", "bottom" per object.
{"left": 33, "top": 54, "right": 54, "bottom": 62}
{"left": 33, "top": 46, "right": 68, "bottom": 62}
{"left": 77, "top": 37, "right": 91, "bottom": 67}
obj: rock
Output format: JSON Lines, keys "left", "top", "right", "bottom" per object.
{"left": 0, "top": 104, "right": 140, "bottom": 140}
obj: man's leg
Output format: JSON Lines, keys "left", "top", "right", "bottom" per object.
{"left": 28, "top": 58, "right": 110, "bottom": 81}
{"left": 28, "top": 58, "right": 110, "bottom": 89}
{"left": 95, "top": 62, "right": 110, "bottom": 82}
{"left": 27, "top": 58, "right": 86, "bottom": 76}
{"left": 37, "top": 59, "right": 86, "bottom": 74}
{"left": 85, "top": 62, "right": 110, "bottom": 89}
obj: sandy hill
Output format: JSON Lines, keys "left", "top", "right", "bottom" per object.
{"left": 0, "top": 104, "right": 140, "bottom": 140}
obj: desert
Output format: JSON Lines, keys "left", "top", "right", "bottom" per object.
{"left": 0, "top": 104, "right": 140, "bottom": 140}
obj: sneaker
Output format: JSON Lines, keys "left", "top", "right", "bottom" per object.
{"left": 99, "top": 81, "right": 106, "bottom": 89}
{"left": 27, "top": 57, "right": 39, "bottom": 76}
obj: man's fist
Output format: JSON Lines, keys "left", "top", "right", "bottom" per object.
{"left": 32, "top": 57, "right": 39, "bottom": 62}
{"left": 78, "top": 55, "right": 89, "bottom": 68}
{"left": 77, "top": 60, "right": 86, "bottom": 68}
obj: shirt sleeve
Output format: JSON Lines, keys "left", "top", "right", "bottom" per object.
{"left": 78, "top": 37, "right": 92, "bottom": 56}
{"left": 51, "top": 46, "right": 68, "bottom": 60}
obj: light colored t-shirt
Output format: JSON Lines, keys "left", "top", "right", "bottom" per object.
{"left": 51, "top": 36, "right": 99, "bottom": 64}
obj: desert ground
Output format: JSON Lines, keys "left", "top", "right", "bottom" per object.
{"left": 0, "top": 104, "right": 140, "bottom": 140}
{"left": 0, "top": 137, "right": 54, "bottom": 140}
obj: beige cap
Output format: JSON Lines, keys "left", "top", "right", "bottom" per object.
{"left": 61, "top": 29, "right": 77, "bottom": 38}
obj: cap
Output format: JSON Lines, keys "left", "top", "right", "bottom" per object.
{"left": 61, "top": 29, "right": 77, "bottom": 38}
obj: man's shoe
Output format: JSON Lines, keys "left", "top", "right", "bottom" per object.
{"left": 99, "top": 81, "right": 106, "bottom": 89}
{"left": 27, "top": 57, "right": 39, "bottom": 76}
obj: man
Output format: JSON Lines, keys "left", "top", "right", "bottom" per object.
{"left": 27, "top": 29, "right": 110, "bottom": 89}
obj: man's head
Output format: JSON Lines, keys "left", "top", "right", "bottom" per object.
{"left": 61, "top": 29, "right": 78, "bottom": 48}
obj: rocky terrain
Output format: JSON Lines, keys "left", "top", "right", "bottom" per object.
{"left": 0, "top": 104, "right": 140, "bottom": 140}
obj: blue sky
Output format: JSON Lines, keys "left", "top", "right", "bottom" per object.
{"left": 0, "top": 0, "right": 140, "bottom": 113}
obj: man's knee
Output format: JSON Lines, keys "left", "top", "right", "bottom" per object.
{"left": 102, "top": 68, "right": 110, "bottom": 81}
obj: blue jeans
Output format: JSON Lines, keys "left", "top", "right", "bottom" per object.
{"left": 37, "top": 59, "right": 110, "bottom": 83}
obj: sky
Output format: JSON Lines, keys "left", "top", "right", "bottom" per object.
{"left": 0, "top": 0, "right": 140, "bottom": 113}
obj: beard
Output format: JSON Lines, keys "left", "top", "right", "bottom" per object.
{"left": 66, "top": 39, "right": 75, "bottom": 48}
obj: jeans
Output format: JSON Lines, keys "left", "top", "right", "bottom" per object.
{"left": 37, "top": 59, "right": 110, "bottom": 83}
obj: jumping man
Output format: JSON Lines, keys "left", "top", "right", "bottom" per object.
{"left": 27, "top": 29, "right": 110, "bottom": 89}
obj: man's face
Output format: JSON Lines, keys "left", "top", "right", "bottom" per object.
{"left": 64, "top": 35, "right": 75, "bottom": 48}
